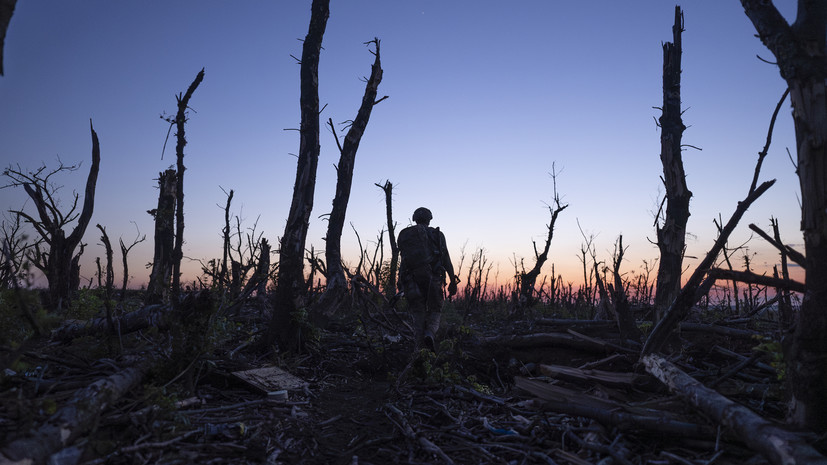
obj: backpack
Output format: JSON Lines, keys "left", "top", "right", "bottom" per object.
{"left": 398, "top": 225, "right": 441, "bottom": 272}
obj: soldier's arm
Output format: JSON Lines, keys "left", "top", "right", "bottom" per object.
{"left": 438, "top": 232, "right": 456, "bottom": 278}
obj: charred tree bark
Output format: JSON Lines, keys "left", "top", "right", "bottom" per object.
{"left": 0, "top": 0, "right": 16, "bottom": 76}
{"left": 654, "top": 6, "right": 692, "bottom": 323}
{"left": 740, "top": 0, "right": 827, "bottom": 432}
{"left": 170, "top": 68, "right": 205, "bottom": 305}
{"left": 317, "top": 39, "right": 384, "bottom": 316}
{"left": 377, "top": 180, "right": 399, "bottom": 299}
{"left": 266, "top": 0, "right": 329, "bottom": 352}
{"left": 146, "top": 169, "right": 177, "bottom": 305}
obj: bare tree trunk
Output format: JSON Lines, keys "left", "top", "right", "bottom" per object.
{"left": 146, "top": 170, "right": 176, "bottom": 305}
{"left": 377, "top": 180, "right": 399, "bottom": 299}
{"left": 0, "top": 0, "right": 16, "bottom": 76}
{"left": 22, "top": 121, "right": 100, "bottom": 311}
{"left": 317, "top": 39, "right": 384, "bottom": 315}
{"left": 96, "top": 224, "right": 115, "bottom": 331}
{"left": 609, "top": 235, "right": 642, "bottom": 342}
{"left": 221, "top": 189, "right": 234, "bottom": 290}
{"left": 771, "top": 218, "right": 794, "bottom": 326}
{"left": 170, "top": 68, "right": 205, "bottom": 305}
{"left": 518, "top": 170, "right": 568, "bottom": 308}
{"left": 740, "top": 0, "right": 827, "bottom": 433}
{"left": 654, "top": 6, "right": 692, "bottom": 323}
{"left": 642, "top": 180, "right": 774, "bottom": 355}
{"left": 266, "top": 0, "right": 329, "bottom": 352}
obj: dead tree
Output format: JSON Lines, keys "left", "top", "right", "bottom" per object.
{"left": 376, "top": 180, "right": 399, "bottom": 299}
{"left": 642, "top": 179, "right": 774, "bottom": 356}
{"left": 96, "top": 224, "right": 115, "bottom": 329}
{"left": 265, "top": 0, "right": 329, "bottom": 352}
{"left": 168, "top": 68, "right": 205, "bottom": 305}
{"left": 608, "top": 235, "right": 643, "bottom": 342}
{"left": 0, "top": 0, "right": 16, "bottom": 76}
{"left": 145, "top": 169, "right": 176, "bottom": 305}
{"left": 0, "top": 214, "right": 33, "bottom": 288}
{"left": 221, "top": 188, "right": 234, "bottom": 290}
{"left": 3, "top": 121, "right": 101, "bottom": 311}
{"left": 740, "top": 0, "right": 827, "bottom": 432}
{"left": 118, "top": 225, "right": 145, "bottom": 302}
{"left": 517, "top": 167, "right": 568, "bottom": 308}
{"left": 653, "top": 6, "right": 692, "bottom": 323}
{"left": 642, "top": 60, "right": 788, "bottom": 357}
{"left": 317, "top": 38, "right": 385, "bottom": 315}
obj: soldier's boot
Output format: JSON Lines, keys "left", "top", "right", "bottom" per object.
{"left": 423, "top": 312, "right": 441, "bottom": 351}
{"left": 412, "top": 311, "right": 427, "bottom": 348}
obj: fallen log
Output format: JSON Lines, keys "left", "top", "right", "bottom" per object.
{"left": 679, "top": 322, "right": 763, "bottom": 340}
{"left": 0, "top": 360, "right": 150, "bottom": 465}
{"left": 538, "top": 364, "right": 654, "bottom": 390}
{"left": 515, "top": 377, "right": 713, "bottom": 439}
{"left": 707, "top": 267, "right": 805, "bottom": 293}
{"left": 483, "top": 332, "right": 623, "bottom": 354}
{"left": 641, "top": 353, "right": 827, "bottom": 465}
{"left": 51, "top": 303, "right": 168, "bottom": 341}
{"left": 535, "top": 318, "right": 618, "bottom": 332}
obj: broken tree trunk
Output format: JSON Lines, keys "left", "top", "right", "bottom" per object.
{"left": 0, "top": 361, "right": 150, "bottom": 465}
{"left": 641, "top": 179, "right": 774, "bottom": 356}
{"left": 518, "top": 172, "right": 568, "bottom": 308}
{"left": 515, "top": 377, "right": 713, "bottom": 439}
{"left": 146, "top": 169, "right": 177, "bottom": 305}
{"left": 483, "top": 332, "right": 627, "bottom": 354}
{"left": 51, "top": 303, "right": 168, "bottom": 341}
{"left": 17, "top": 121, "right": 100, "bottom": 311}
{"left": 266, "top": 0, "right": 329, "bottom": 352}
{"left": 0, "top": 0, "right": 16, "bottom": 76}
{"left": 654, "top": 6, "right": 692, "bottom": 323}
{"left": 170, "top": 68, "right": 205, "bottom": 305}
{"left": 707, "top": 267, "right": 805, "bottom": 293}
{"left": 609, "top": 235, "right": 642, "bottom": 343}
{"left": 377, "top": 180, "right": 399, "bottom": 299}
{"left": 740, "top": 0, "right": 827, "bottom": 432}
{"left": 642, "top": 353, "right": 827, "bottom": 465}
{"left": 317, "top": 38, "right": 384, "bottom": 316}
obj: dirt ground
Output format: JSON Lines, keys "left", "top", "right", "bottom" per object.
{"left": 0, "top": 299, "right": 807, "bottom": 465}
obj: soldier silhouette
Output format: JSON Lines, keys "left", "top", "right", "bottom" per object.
{"left": 397, "top": 207, "right": 458, "bottom": 350}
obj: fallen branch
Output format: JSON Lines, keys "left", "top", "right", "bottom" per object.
{"left": 0, "top": 360, "right": 150, "bottom": 465}
{"left": 483, "top": 332, "right": 624, "bottom": 354}
{"left": 642, "top": 353, "right": 827, "bottom": 465}
{"left": 642, "top": 179, "right": 775, "bottom": 355}
{"left": 707, "top": 268, "right": 805, "bottom": 293}
{"left": 51, "top": 304, "right": 168, "bottom": 341}
{"left": 748, "top": 223, "right": 806, "bottom": 268}
{"left": 515, "top": 377, "right": 713, "bottom": 439}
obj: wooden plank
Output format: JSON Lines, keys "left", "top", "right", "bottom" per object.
{"left": 232, "top": 366, "right": 307, "bottom": 393}
{"left": 538, "top": 364, "right": 651, "bottom": 389}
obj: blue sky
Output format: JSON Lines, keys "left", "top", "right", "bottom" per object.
{"left": 0, "top": 1, "right": 801, "bottom": 289}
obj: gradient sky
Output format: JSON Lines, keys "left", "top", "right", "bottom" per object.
{"left": 0, "top": 1, "right": 802, "bottom": 291}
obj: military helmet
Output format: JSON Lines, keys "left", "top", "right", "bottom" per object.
{"left": 412, "top": 207, "right": 433, "bottom": 224}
